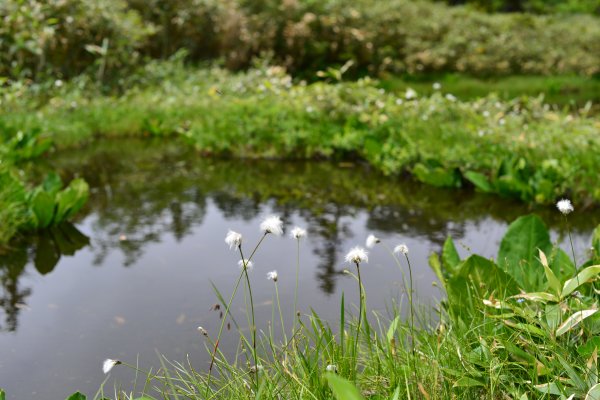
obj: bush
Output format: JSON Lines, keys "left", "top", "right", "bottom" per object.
{"left": 1, "top": 0, "right": 600, "bottom": 81}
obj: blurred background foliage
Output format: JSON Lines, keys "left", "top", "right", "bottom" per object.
{"left": 1, "top": 0, "right": 600, "bottom": 83}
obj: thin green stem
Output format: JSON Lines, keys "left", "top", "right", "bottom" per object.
{"left": 404, "top": 253, "right": 418, "bottom": 389}
{"left": 564, "top": 215, "right": 580, "bottom": 287}
{"left": 205, "top": 232, "right": 268, "bottom": 395}
{"left": 275, "top": 281, "right": 288, "bottom": 344}
{"left": 293, "top": 239, "right": 300, "bottom": 340}
{"left": 239, "top": 246, "right": 259, "bottom": 388}
{"left": 354, "top": 261, "right": 363, "bottom": 374}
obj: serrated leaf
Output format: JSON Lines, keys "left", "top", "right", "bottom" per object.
{"left": 556, "top": 309, "right": 598, "bottom": 337}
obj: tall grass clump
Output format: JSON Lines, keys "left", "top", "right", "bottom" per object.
{"left": 86, "top": 200, "right": 600, "bottom": 400}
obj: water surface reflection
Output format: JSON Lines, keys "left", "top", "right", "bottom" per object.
{"left": 0, "top": 139, "right": 598, "bottom": 399}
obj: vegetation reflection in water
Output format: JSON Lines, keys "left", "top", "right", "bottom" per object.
{"left": 2, "top": 138, "right": 598, "bottom": 337}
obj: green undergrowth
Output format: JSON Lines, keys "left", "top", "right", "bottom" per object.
{"left": 66, "top": 213, "right": 600, "bottom": 399}
{"left": 2, "top": 64, "right": 599, "bottom": 207}
{"left": 0, "top": 128, "right": 89, "bottom": 247}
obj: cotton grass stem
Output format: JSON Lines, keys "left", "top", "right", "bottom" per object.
{"left": 206, "top": 232, "right": 268, "bottom": 395}
{"left": 238, "top": 245, "right": 259, "bottom": 388}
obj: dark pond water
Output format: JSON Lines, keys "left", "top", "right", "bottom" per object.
{"left": 1, "top": 139, "right": 598, "bottom": 399}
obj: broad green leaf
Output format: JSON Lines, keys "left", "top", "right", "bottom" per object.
{"left": 464, "top": 171, "right": 492, "bottom": 193}
{"left": 457, "top": 254, "right": 518, "bottom": 296}
{"left": 55, "top": 179, "right": 89, "bottom": 222}
{"left": 325, "top": 373, "right": 365, "bottom": 400}
{"left": 0, "top": 389, "right": 4, "bottom": 400}
{"left": 34, "top": 233, "right": 60, "bottom": 275}
{"left": 42, "top": 172, "right": 63, "bottom": 195}
{"left": 512, "top": 292, "right": 558, "bottom": 302}
{"left": 561, "top": 265, "right": 600, "bottom": 299}
{"left": 504, "top": 320, "right": 548, "bottom": 338}
{"left": 66, "top": 392, "right": 86, "bottom": 400}
{"left": 498, "top": 214, "right": 552, "bottom": 291}
{"left": 586, "top": 384, "right": 600, "bottom": 400}
{"left": 428, "top": 252, "right": 445, "bottom": 286}
{"left": 556, "top": 309, "right": 598, "bottom": 337}
{"left": 578, "top": 337, "right": 600, "bottom": 357}
{"left": 539, "top": 249, "right": 561, "bottom": 295}
{"left": 453, "top": 376, "right": 485, "bottom": 388}
{"left": 534, "top": 383, "right": 563, "bottom": 395}
{"left": 413, "top": 163, "right": 461, "bottom": 188}
{"left": 442, "top": 236, "right": 461, "bottom": 274}
{"left": 387, "top": 316, "right": 400, "bottom": 344}
{"left": 550, "top": 248, "right": 576, "bottom": 282}
{"left": 30, "top": 189, "right": 56, "bottom": 228}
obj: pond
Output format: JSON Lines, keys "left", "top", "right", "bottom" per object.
{"left": 1, "top": 139, "right": 598, "bottom": 399}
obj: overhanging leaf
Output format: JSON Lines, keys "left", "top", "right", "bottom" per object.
{"left": 325, "top": 373, "right": 365, "bottom": 400}
{"left": 556, "top": 309, "right": 598, "bottom": 337}
{"left": 561, "top": 265, "right": 600, "bottom": 299}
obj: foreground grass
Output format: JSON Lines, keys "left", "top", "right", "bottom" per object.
{"left": 72, "top": 213, "right": 600, "bottom": 400}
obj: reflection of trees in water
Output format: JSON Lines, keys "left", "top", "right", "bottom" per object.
{"left": 0, "top": 247, "right": 29, "bottom": 332}
{"left": 5, "top": 138, "right": 595, "bottom": 331}
{"left": 0, "top": 225, "right": 88, "bottom": 332}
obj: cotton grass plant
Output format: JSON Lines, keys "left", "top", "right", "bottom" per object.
{"left": 83, "top": 209, "right": 600, "bottom": 400}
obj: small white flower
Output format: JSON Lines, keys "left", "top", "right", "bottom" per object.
{"left": 267, "top": 270, "right": 278, "bottom": 282}
{"left": 345, "top": 246, "right": 368, "bottom": 264}
{"left": 395, "top": 98, "right": 403, "bottom": 105}
{"left": 482, "top": 110, "right": 490, "bottom": 118}
{"left": 291, "top": 226, "right": 307, "bottom": 239}
{"left": 238, "top": 259, "right": 254, "bottom": 270}
{"left": 445, "top": 93, "right": 457, "bottom": 102}
{"left": 102, "top": 359, "right": 121, "bottom": 374}
{"left": 326, "top": 364, "right": 338, "bottom": 372}
{"left": 366, "top": 234, "right": 380, "bottom": 248}
{"left": 557, "top": 199, "right": 574, "bottom": 215}
{"left": 394, "top": 244, "right": 409, "bottom": 255}
{"left": 225, "top": 230, "right": 242, "bottom": 250}
{"left": 498, "top": 118, "right": 506, "bottom": 126}
{"left": 54, "top": 79, "right": 63, "bottom": 88}
{"left": 197, "top": 326, "right": 208, "bottom": 336}
{"left": 432, "top": 82, "right": 441, "bottom": 90}
{"left": 260, "top": 215, "right": 283, "bottom": 236}
{"left": 405, "top": 88, "right": 417, "bottom": 100}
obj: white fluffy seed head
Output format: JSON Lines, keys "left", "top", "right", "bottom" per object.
{"left": 557, "top": 199, "right": 574, "bottom": 215}
{"left": 267, "top": 270, "right": 278, "bottom": 282}
{"left": 102, "top": 359, "right": 121, "bottom": 374}
{"left": 366, "top": 234, "right": 380, "bottom": 248}
{"left": 260, "top": 215, "right": 283, "bottom": 236}
{"left": 394, "top": 244, "right": 409, "bottom": 255}
{"left": 238, "top": 259, "right": 254, "bottom": 270}
{"left": 197, "top": 326, "right": 208, "bottom": 336}
{"left": 345, "top": 246, "right": 368, "bottom": 264}
{"left": 326, "top": 364, "right": 338, "bottom": 372}
{"left": 225, "top": 230, "right": 242, "bottom": 250}
{"left": 291, "top": 226, "right": 307, "bottom": 239}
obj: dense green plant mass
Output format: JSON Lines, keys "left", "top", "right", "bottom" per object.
{"left": 436, "top": 0, "right": 600, "bottom": 14}
{"left": 64, "top": 214, "right": 600, "bottom": 399}
{"left": 3, "top": 64, "right": 598, "bottom": 207}
{"left": 2, "top": 0, "right": 600, "bottom": 81}
{"left": 0, "top": 128, "right": 89, "bottom": 246}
